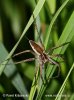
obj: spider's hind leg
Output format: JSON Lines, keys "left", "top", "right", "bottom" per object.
{"left": 47, "top": 62, "right": 60, "bottom": 83}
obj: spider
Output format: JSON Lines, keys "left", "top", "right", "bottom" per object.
{"left": 10, "top": 15, "right": 69, "bottom": 84}
{"left": 12, "top": 37, "right": 69, "bottom": 83}
{"left": 1, "top": 14, "right": 70, "bottom": 84}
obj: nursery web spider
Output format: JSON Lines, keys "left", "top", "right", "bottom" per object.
{"left": 0, "top": 14, "right": 70, "bottom": 84}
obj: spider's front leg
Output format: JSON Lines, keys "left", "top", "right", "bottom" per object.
{"left": 47, "top": 42, "right": 70, "bottom": 54}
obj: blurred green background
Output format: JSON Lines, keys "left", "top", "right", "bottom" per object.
{"left": 0, "top": 0, "right": 74, "bottom": 100}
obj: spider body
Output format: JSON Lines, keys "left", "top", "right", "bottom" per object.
{"left": 29, "top": 40, "right": 59, "bottom": 67}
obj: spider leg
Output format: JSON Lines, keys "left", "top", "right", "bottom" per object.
{"left": 13, "top": 50, "right": 35, "bottom": 57}
{"left": 12, "top": 50, "right": 36, "bottom": 64}
{"left": 32, "top": 62, "right": 44, "bottom": 86}
{"left": 50, "top": 54, "right": 64, "bottom": 61}
{"left": 48, "top": 56, "right": 59, "bottom": 67}
{"left": 0, "top": 50, "right": 35, "bottom": 65}
{"left": 14, "top": 58, "right": 35, "bottom": 64}
{"left": 32, "top": 68, "right": 39, "bottom": 86}
{"left": 34, "top": 64, "right": 39, "bottom": 85}
{"left": 47, "top": 42, "right": 70, "bottom": 54}
{"left": 46, "top": 64, "right": 60, "bottom": 83}
{"left": 1, "top": 58, "right": 35, "bottom": 65}
{"left": 47, "top": 57, "right": 60, "bottom": 81}
{"left": 50, "top": 63, "right": 60, "bottom": 79}
{"left": 39, "top": 62, "right": 46, "bottom": 84}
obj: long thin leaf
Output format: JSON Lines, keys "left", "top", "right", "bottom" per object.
{"left": 44, "top": 0, "right": 70, "bottom": 49}
{"left": 55, "top": 63, "right": 74, "bottom": 100}
{"left": 0, "top": 42, "right": 28, "bottom": 100}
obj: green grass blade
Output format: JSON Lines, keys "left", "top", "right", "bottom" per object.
{"left": 29, "top": 78, "right": 38, "bottom": 100}
{"left": 46, "top": 0, "right": 56, "bottom": 14}
{"left": 29, "top": 66, "right": 39, "bottom": 100}
{"left": 0, "top": 43, "right": 28, "bottom": 100}
{"left": 70, "top": 94, "right": 74, "bottom": 100}
{"left": 44, "top": 0, "right": 70, "bottom": 49}
{"left": 0, "top": 0, "right": 46, "bottom": 76}
{"left": 55, "top": 63, "right": 74, "bottom": 100}
{"left": 36, "top": 11, "right": 74, "bottom": 100}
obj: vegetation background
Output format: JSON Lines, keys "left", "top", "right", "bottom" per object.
{"left": 0, "top": 0, "right": 74, "bottom": 100}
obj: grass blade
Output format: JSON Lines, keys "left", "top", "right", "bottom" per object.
{"left": 44, "top": 0, "right": 70, "bottom": 49}
{"left": 0, "top": 43, "right": 28, "bottom": 100}
{"left": 29, "top": 66, "right": 40, "bottom": 100}
{"left": 55, "top": 63, "right": 74, "bottom": 100}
